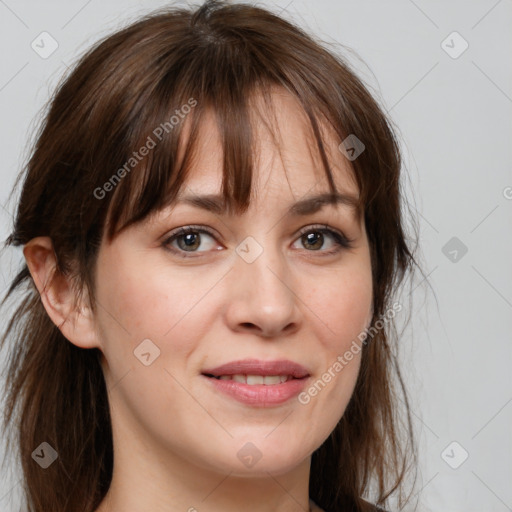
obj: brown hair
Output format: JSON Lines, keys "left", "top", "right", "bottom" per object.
{"left": 1, "top": 1, "right": 421, "bottom": 511}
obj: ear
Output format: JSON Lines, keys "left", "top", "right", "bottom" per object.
{"left": 23, "top": 236, "right": 100, "bottom": 350}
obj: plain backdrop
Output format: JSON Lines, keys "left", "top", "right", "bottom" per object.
{"left": 0, "top": 1, "right": 511, "bottom": 511}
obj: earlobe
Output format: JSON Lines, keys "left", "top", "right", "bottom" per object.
{"left": 23, "top": 236, "right": 100, "bottom": 350}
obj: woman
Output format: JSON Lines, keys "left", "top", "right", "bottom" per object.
{"left": 0, "top": 1, "right": 419, "bottom": 511}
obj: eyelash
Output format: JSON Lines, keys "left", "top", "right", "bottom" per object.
{"left": 162, "top": 224, "right": 354, "bottom": 258}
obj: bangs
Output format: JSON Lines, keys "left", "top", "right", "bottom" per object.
{"left": 102, "top": 83, "right": 364, "bottom": 244}
{"left": 61, "top": 0, "right": 401, "bottom": 263}
{"left": 98, "top": 42, "right": 370, "bottom": 243}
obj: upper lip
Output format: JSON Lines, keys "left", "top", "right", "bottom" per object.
{"left": 202, "top": 359, "right": 310, "bottom": 379}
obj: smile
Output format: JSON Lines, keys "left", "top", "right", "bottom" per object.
{"left": 207, "top": 374, "right": 296, "bottom": 385}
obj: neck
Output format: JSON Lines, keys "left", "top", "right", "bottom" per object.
{"left": 95, "top": 410, "right": 314, "bottom": 512}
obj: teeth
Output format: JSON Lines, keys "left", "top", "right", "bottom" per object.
{"left": 215, "top": 374, "right": 291, "bottom": 385}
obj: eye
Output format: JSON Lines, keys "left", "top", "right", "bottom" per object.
{"left": 162, "top": 224, "right": 354, "bottom": 258}
{"left": 292, "top": 224, "right": 354, "bottom": 256}
{"left": 162, "top": 225, "right": 220, "bottom": 257}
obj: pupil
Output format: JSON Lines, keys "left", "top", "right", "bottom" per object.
{"left": 180, "top": 233, "right": 199, "bottom": 250}
{"left": 304, "top": 232, "right": 322, "bottom": 250}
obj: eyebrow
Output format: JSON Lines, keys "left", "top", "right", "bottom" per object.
{"left": 174, "top": 192, "right": 360, "bottom": 217}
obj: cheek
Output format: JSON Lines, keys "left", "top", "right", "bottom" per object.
{"left": 294, "top": 265, "right": 372, "bottom": 443}
{"left": 305, "top": 266, "right": 373, "bottom": 349}
{"left": 335, "top": 276, "right": 372, "bottom": 341}
{"left": 95, "top": 251, "right": 221, "bottom": 369}
{"left": 97, "top": 249, "right": 187, "bottom": 331}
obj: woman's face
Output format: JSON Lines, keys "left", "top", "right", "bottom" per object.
{"left": 92, "top": 90, "right": 373, "bottom": 478}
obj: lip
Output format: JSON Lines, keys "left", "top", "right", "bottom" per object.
{"left": 201, "top": 358, "right": 310, "bottom": 379}
{"left": 203, "top": 376, "right": 309, "bottom": 406}
{"left": 201, "top": 358, "right": 311, "bottom": 407}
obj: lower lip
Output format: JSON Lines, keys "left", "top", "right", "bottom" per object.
{"left": 202, "top": 375, "right": 309, "bottom": 406}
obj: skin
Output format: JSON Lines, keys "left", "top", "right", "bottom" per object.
{"left": 24, "top": 89, "right": 373, "bottom": 512}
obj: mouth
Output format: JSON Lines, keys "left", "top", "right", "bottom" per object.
{"left": 200, "top": 359, "right": 311, "bottom": 407}
{"left": 202, "top": 373, "right": 305, "bottom": 385}
{"left": 201, "top": 358, "right": 310, "bottom": 380}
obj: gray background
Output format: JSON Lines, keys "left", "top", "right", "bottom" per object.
{"left": 1, "top": 1, "right": 511, "bottom": 511}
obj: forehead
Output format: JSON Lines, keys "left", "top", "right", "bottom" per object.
{"left": 175, "top": 88, "right": 359, "bottom": 211}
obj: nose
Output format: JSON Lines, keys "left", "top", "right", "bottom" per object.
{"left": 224, "top": 239, "right": 302, "bottom": 339}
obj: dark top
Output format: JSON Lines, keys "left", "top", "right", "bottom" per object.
{"left": 310, "top": 498, "right": 388, "bottom": 512}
